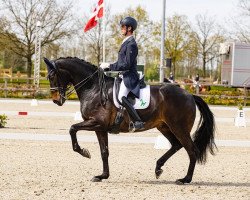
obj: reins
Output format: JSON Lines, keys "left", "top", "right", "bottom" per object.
{"left": 98, "top": 69, "right": 109, "bottom": 105}
{"left": 50, "top": 67, "right": 109, "bottom": 106}
{"left": 64, "top": 69, "right": 99, "bottom": 98}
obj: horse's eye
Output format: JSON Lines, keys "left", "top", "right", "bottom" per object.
{"left": 47, "top": 71, "right": 55, "bottom": 80}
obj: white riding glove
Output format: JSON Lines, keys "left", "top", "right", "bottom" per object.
{"left": 100, "top": 62, "right": 110, "bottom": 70}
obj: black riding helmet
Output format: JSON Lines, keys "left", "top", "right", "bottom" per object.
{"left": 120, "top": 17, "right": 137, "bottom": 32}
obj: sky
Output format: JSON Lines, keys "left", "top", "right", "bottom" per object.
{"left": 75, "top": 0, "right": 239, "bottom": 24}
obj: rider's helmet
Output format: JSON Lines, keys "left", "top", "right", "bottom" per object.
{"left": 120, "top": 17, "right": 137, "bottom": 32}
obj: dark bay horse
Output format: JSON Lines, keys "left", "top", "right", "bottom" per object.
{"left": 44, "top": 57, "right": 216, "bottom": 184}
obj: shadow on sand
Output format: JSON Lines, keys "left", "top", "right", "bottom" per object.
{"left": 139, "top": 180, "right": 250, "bottom": 187}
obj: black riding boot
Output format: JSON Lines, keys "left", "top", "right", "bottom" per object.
{"left": 121, "top": 96, "right": 145, "bottom": 131}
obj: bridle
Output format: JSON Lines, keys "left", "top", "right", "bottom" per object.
{"left": 48, "top": 63, "right": 108, "bottom": 105}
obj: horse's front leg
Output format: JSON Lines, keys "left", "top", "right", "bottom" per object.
{"left": 69, "top": 120, "right": 101, "bottom": 158}
{"left": 91, "top": 131, "right": 109, "bottom": 182}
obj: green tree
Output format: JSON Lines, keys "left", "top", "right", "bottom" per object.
{"left": 144, "top": 62, "right": 159, "bottom": 81}
{"left": 0, "top": 0, "right": 77, "bottom": 78}
{"left": 165, "top": 15, "right": 193, "bottom": 77}
{"left": 233, "top": 0, "right": 250, "bottom": 42}
{"left": 152, "top": 15, "right": 194, "bottom": 78}
{"left": 0, "top": 17, "right": 25, "bottom": 71}
{"left": 182, "top": 33, "right": 199, "bottom": 77}
{"left": 193, "top": 14, "right": 224, "bottom": 77}
{"left": 109, "top": 6, "right": 154, "bottom": 64}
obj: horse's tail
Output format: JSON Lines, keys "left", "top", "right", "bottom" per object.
{"left": 193, "top": 95, "right": 217, "bottom": 164}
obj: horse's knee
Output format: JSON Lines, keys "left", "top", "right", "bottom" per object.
{"left": 69, "top": 126, "right": 77, "bottom": 135}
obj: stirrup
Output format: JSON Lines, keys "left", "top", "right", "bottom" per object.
{"left": 129, "top": 121, "right": 145, "bottom": 132}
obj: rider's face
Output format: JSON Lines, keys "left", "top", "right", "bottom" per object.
{"left": 121, "top": 25, "right": 127, "bottom": 36}
{"left": 121, "top": 25, "right": 132, "bottom": 36}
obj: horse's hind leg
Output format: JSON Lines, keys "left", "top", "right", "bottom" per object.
{"left": 174, "top": 135, "right": 198, "bottom": 184}
{"left": 155, "top": 124, "right": 182, "bottom": 179}
{"left": 171, "top": 127, "right": 199, "bottom": 184}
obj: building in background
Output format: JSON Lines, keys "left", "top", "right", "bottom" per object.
{"left": 220, "top": 42, "right": 250, "bottom": 87}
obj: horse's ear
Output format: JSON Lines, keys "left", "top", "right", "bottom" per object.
{"left": 43, "top": 57, "right": 55, "bottom": 72}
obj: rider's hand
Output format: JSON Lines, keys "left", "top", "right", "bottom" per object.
{"left": 100, "top": 62, "right": 110, "bottom": 70}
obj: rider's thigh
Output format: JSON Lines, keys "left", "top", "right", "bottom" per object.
{"left": 118, "top": 80, "right": 130, "bottom": 102}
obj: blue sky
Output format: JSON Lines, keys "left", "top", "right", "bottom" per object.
{"left": 76, "top": 0, "right": 239, "bottom": 23}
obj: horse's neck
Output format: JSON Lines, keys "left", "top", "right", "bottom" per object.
{"left": 65, "top": 66, "right": 98, "bottom": 98}
{"left": 64, "top": 64, "right": 95, "bottom": 85}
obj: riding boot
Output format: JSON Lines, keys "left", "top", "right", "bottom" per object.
{"left": 121, "top": 96, "right": 145, "bottom": 131}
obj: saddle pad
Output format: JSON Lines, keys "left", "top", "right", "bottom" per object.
{"left": 113, "top": 82, "right": 150, "bottom": 109}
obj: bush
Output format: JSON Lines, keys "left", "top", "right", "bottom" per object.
{"left": 0, "top": 114, "right": 8, "bottom": 128}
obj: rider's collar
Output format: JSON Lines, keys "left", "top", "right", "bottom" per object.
{"left": 122, "top": 35, "right": 133, "bottom": 44}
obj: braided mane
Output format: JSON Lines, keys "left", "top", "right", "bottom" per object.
{"left": 56, "top": 57, "right": 98, "bottom": 70}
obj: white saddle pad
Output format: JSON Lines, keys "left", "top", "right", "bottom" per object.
{"left": 113, "top": 80, "right": 150, "bottom": 109}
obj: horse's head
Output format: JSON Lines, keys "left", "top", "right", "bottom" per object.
{"left": 44, "top": 57, "right": 108, "bottom": 106}
{"left": 44, "top": 57, "right": 70, "bottom": 106}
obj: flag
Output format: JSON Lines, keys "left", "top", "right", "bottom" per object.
{"left": 84, "top": 0, "right": 104, "bottom": 32}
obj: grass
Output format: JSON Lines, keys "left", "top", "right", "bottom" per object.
{"left": 0, "top": 114, "right": 8, "bottom": 128}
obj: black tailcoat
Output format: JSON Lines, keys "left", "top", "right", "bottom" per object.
{"left": 110, "top": 36, "right": 140, "bottom": 98}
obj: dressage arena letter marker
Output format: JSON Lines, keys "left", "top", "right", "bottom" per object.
{"left": 235, "top": 109, "right": 246, "bottom": 127}
{"left": 31, "top": 99, "right": 38, "bottom": 106}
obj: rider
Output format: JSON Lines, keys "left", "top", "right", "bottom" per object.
{"left": 100, "top": 16, "right": 144, "bottom": 131}
{"left": 195, "top": 73, "right": 200, "bottom": 82}
{"left": 169, "top": 72, "right": 174, "bottom": 83}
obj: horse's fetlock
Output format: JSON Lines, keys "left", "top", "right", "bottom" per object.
{"left": 102, "top": 172, "right": 109, "bottom": 179}
{"left": 156, "top": 160, "right": 164, "bottom": 167}
{"left": 73, "top": 144, "right": 80, "bottom": 152}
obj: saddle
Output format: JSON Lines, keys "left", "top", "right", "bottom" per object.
{"left": 109, "top": 74, "right": 150, "bottom": 134}
{"left": 114, "top": 75, "right": 147, "bottom": 105}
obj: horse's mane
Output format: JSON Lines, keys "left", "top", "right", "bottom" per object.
{"left": 56, "top": 57, "right": 98, "bottom": 70}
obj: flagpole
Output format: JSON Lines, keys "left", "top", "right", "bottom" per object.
{"left": 102, "top": 0, "right": 106, "bottom": 62}
{"left": 160, "top": 0, "right": 166, "bottom": 83}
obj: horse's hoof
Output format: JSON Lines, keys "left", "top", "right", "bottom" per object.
{"left": 91, "top": 176, "right": 102, "bottom": 182}
{"left": 175, "top": 178, "right": 191, "bottom": 185}
{"left": 82, "top": 149, "right": 91, "bottom": 159}
{"left": 175, "top": 179, "right": 185, "bottom": 185}
{"left": 155, "top": 169, "right": 163, "bottom": 179}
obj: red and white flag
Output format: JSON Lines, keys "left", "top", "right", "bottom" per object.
{"left": 84, "top": 0, "right": 104, "bottom": 32}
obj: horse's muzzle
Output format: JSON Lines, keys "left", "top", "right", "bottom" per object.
{"left": 51, "top": 91, "right": 65, "bottom": 106}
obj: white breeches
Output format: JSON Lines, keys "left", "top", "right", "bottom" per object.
{"left": 118, "top": 79, "right": 130, "bottom": 103}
